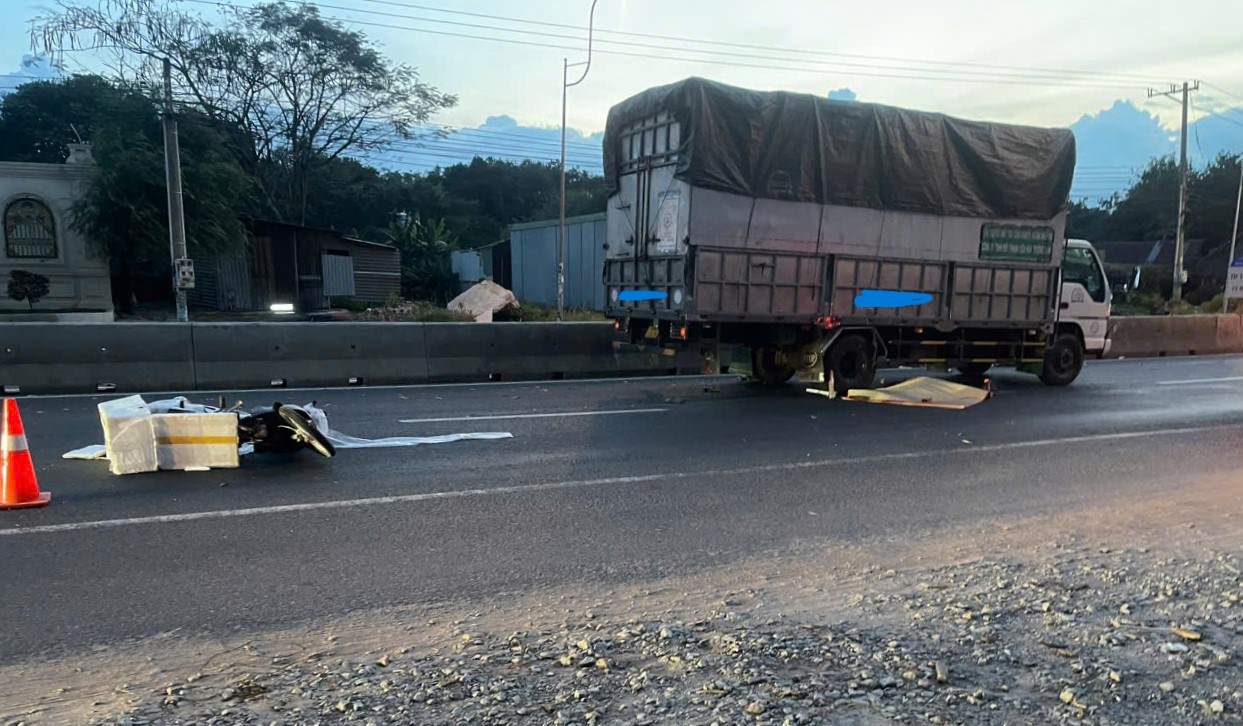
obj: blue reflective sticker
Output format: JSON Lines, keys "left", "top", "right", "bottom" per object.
{"left": 618, "top": 290, "right": 668, "bottom": 302}
{"left": 854, "top": 289, "right": 934, "bottom": 309}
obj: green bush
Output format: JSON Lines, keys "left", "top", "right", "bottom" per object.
{"left": 495, "top": 302, "right": 605, "bottom": 322}
{"left": 330, "top": 296, "right": 371, "bottom": 313}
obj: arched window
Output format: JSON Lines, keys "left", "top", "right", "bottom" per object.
{"left": 4, "top": 198, "right": 58, "bottom": 259}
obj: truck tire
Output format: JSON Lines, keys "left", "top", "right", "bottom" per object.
{"left": 751, "top": 346, "right": 796, "bottom": 386}
{"left": 827, "top": 334, "right": 876, "bottom": 394}
{"left": 1039, "top": 333, "right": 1084, "bottom": 386}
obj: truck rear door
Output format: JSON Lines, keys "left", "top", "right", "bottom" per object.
{"left": 607, "top": 112, "right": 688, "bottom": 312}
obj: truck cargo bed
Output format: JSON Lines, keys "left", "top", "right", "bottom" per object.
{"left": 605, "top": 248, "right": 1055, "bottom": 330}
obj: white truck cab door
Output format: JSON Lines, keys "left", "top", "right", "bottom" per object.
{"left": 1059, "top": 245, "right": 1111, "bottom": 354}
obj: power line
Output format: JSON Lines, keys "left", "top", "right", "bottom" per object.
{"left": 346, "top": 0, "right": 1169, "bottom": 85}
{"left": 1202, "top": 81, "right": 1243, "bottom": 105}
{"left": 431, "top": 126, "right": 601, "bottom": 152}
{"left": 362, "top": 147, "right": 591, "bottom": 165}
{"left": 261, "top": 0, "right": 1158, "bottom": 86}
{"left": 353, "top": 151, "right": 601, "bottom": 173}
{"left": 389, "top": 133, "right": 601, "bottom": 158}
{"left": 181, "top": 0, "right": 1151, "bottom": 90}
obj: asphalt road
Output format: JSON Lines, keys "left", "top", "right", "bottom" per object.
{"left": 2, "top": 357, "right": 1242, "bottom": 662}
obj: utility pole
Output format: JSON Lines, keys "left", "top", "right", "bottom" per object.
{"left": 162, "top": 58, "right": 190, "bottom": 322}
{"left": 557, "top": 0, "right": 600, "bottom": 320}
{"left": 1224, "top": 158, "right": 1243, "bottom": 312}
{"left": 1147, "top": 81, "right": 1199, "bottom": 304}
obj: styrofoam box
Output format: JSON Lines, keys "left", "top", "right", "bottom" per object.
{"left": 98, "top": 395, "right": 158, "bottom": 476}
{"left": 150, "top": 413, "right": 240, "bottom": 470}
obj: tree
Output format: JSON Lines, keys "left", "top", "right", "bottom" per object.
{"left": 73, "top": 107, "right": 256, "bottom": 307}
{"left": 7, "top": 270, "right": 51, "bottom": 310}
{"left": 34, "top": 0, "right": 456, "bottom": 224}
{"left": 1106, "top": 157, "right": 1180, "bottom": 242}
{"left": 437, "top": 159, "right": 608, "bottom": 245}
{"left": 1066, "top": 199, "right": 1114, "bottom": 242}
{"left": 0, "top": 75, "right": 129, "bottom": 163}
{"left": 384, "top": 212, "right": 459, "bottom": 303}
{"left": 1187, "top": 153, "right": 1243, "bottom": 243}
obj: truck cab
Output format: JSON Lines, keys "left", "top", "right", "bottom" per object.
{"left": 1058, "top": 239, "right": 1112, "bottom": 358}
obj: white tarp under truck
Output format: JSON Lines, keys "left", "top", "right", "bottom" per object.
{"left": 603, "top": 78, "right": 1110, "bottom": 390}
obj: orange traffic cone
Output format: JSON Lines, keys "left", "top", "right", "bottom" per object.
{"left": 1, "top": 398, "right": 50, "bottom": 509}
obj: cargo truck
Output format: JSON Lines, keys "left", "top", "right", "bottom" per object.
{"left": 602, "top": 78, "right": 1110, "bottom": 391}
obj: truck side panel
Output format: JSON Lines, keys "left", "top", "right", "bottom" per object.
{"left": 693, "top": 248, "right": 823, "bottom": 319}
{"left": 949, "top": 265, "right": 1054, "bottom": 324}
{"left": 829, "top": 257, "right": 945, "bottom": 323}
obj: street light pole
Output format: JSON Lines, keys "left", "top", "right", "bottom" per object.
{"left": 557, "top": 0, "right": 600, "bottom": 320}
{"left": 1224, "top": 158, "right": 1243, "bottom": 312}
{"left": 162, "top": 58, "right": 190, "bottom": 322}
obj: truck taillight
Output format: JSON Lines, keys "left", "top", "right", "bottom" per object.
{"left": 613, "top": 319, "right": 622, "bottom": 331}
{"left": 816, "top": 315, "right": 841, "bottom": 330}
{"left": 673, "top": 325, "right": 689, "bottom": 339}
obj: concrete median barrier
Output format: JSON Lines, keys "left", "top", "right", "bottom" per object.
{"left": 1107, "top": 314, "right": 1243, "bottom": 358}
{"left": 0, "top": 323, "right": 194, "bottom": 394}
{"left": 423, "top": 322, "right": 692, "bottom": 382}
{"left": 191, "top": 322, "right": 430, "bottom": 389}
{"left": 2, "top": 321, "right": 698, "bottom": 394}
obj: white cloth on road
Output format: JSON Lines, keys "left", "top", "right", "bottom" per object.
{"left": 65, "top": 400, "right": 513, "bottom": 460}
{"left": 301, "top": 404, "right": 513, "bottom": 449}
{"left": 325, "top": 430, "right": 513, "bottom": 448}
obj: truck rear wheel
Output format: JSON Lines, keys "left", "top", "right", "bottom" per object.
{"left": 1039, "top": 333, "right": 1084, "bottom": 386}
{"left": 751, "top": 346, "right": 796, "bottom": 386}
{"left": 827, "top": 334, "right": 876, "bottom": 394}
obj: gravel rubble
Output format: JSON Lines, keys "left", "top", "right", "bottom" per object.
{"left": 96, "top": 546, "right": 1243, "bottom": 725}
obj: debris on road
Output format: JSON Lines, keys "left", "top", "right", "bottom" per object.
{"left": 448, "top": 279, "right": 519, "bottom": 322}
{"left": 65, "top": 395, "right": 514, "bottom": 473}
{"left": 98, "top": 395, "right": 162, "bottom": 474}
{"left": 842, "top": 376, "right": 991, "bottom": 410}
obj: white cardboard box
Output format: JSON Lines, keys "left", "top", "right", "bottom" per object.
{"left": 98, "top": 395, "right": 158, "bottom": 476}
{"left": 150, "top": 413, "right": 240, "bottom": 470}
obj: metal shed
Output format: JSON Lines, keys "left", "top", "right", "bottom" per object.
{"left": 187, "top": 220, "right": 400, "bottom": 312}
{"left": 508, "top": 213, "right": 606, "bottom": 310}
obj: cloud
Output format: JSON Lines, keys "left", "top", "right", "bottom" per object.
{"left": 1, "top": 55, "right": 65, "bottom": 97}
{"left": 375, "top": 114, "right": 605, "bottom": 173}
{"left": 1069, "top": 99, "right": 1243, "bottom": 203}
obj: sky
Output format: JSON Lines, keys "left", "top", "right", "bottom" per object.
{"left": 4, "top": 0, "right": 1243, "bottom": 202}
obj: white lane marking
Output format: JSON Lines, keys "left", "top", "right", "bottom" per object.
{"left": 398, "top": 408, "right": 667, "bottom": 424}
{"left": 1092, "top": 353, "right": 1243, "bottom": 364}
{"left": 13, "top": 375, "right": 737, "bottom": 401}
{"left": 2, "top": 423, "right": 1239, "bottom": 538}
{"left": 1155, "top": 376, "right": 1243, "bottom": 386}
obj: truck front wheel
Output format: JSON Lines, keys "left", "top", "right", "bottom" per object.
{"left": 1039, "top": 333, "right": 1084, "bottom": 386}
{"left": 827, "top": 334, "right": 876, "bottom": 394}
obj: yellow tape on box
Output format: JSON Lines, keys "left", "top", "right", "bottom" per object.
{"left": 150, "top": 413, "right": 240, "bottom": 470}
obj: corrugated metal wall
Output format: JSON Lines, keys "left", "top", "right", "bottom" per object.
{"left": 509, "top": 214, "right": 606, "bottom": 310}
{"left": 352, "top": 244, "right": 401, "bottom": 303}
{"left": 322, "top": 253, "right": 356, "bottom": 297}
{"left": 186, "top": 254, "right": 253, "bottom": 311}
{"left": 451, "top": 250, "right": 483, "bottom": 292}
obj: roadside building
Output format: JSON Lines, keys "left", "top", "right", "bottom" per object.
{"left": 0, "top": 143, "right": 112, "bottom": 319}
{"left": 507, "top": 213, "right": 607, "bottom": 310}
{"left": 187, "top": 219, "right": 401, "bottom": 313}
